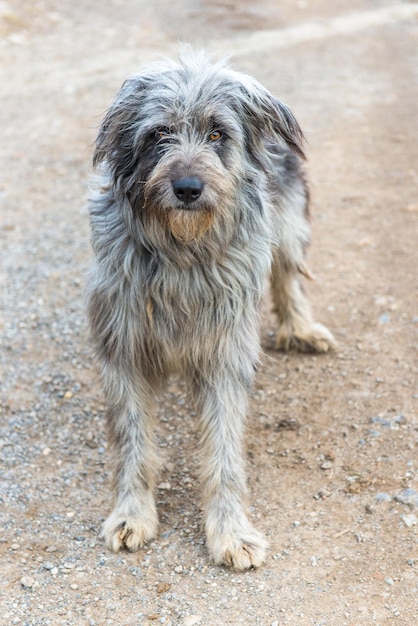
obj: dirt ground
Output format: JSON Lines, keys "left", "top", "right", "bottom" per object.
{"left": 1, "top": 1, "right": 418, "bottom": 624}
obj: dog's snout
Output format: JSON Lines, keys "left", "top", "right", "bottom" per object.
{"left": 172, "top": 177, "right": 203, "bottom": 205}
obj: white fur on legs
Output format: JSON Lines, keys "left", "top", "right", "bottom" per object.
{"left": 205, "top": 505, "right": 268, "bottom": 570}
{"left": 276, "top": 319, "right": 336, "bottom": 353}
{"left": 99, "top": 372, "right": 161, "bottom": 553}
{"left": 101, "top": 491, "right": 159, "bottom": 552}
{"left": 271, "top": 260, "right": 336, "bottom": 354}
{"left": 195, "top": 368, "right": 267, "bottom": 571}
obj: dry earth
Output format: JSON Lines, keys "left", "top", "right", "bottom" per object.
{"left": 1, "top": 1, "right": 418, "bottom": 625}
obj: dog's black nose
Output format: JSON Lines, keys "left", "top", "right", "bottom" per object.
{"left": 172, "top": 177, "right": 203, "bottom": 205}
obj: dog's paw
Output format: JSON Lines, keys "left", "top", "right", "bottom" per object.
{"left": 101, "top": 510, "right": 158, "bottom": 553}
{"left": 207, "top": 525, "right": 268, "bottom": 571}
{"left": 277, "top": 322, "right": 336, "bottom": 354}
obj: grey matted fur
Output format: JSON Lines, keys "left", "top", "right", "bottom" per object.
{"left": 87, "top": 50, "right": 335, "bottom": 570}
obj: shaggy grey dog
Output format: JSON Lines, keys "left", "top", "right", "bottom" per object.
{"left": 87, "top": 51, "right": 334, "bottom": 570}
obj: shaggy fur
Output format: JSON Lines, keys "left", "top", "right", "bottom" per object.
{"left": 87, "top": 51, "right": 335, "bottom": 570}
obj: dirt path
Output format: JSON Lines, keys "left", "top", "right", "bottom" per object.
{"left": 1, "top": 1, "right": 417, "bottom": 624}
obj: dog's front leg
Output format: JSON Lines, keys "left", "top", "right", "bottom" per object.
{"left": 195, "top": 370, "right": 268, "bottom": 570}
{"left": 100, "top": 370, "right": 160, "bottom": 552}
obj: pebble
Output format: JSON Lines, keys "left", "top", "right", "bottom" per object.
{"left": 174, "top": 565, "right": 183, "bottom": 574}
{"left": 394, "top": 489, "right": 418, "bottom": 508}
{"left": 21, "top": 576, "right": 35, "bottom": 588}
{"left": 314, "top": 488, "right": 331, "bottom": 500}
{"left": 157, "top": 582, "right": 171, "bottom": 594}
{"left": 378, "top": 312, "right": 390, "bottom": 324}
{"left": 320, "top": 461, "right": 333, "bottom": 470}
{"left": 182, "top": 617, "right": 202, "bottom": 626}
{"left": 369, "top": 416, "right": 391, "bottom": 428}
{"left": 375, "top": 492, "right": 392, "bottom": 503}
{"left": 42, "top": 561, "right": 55, "bottom": 571}
{"left": 401, "top": 514, "right": 417, "bottom": 528}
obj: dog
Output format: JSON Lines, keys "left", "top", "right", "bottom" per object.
{"left": 87, "top": 50, "right": 335, "bottom": 570}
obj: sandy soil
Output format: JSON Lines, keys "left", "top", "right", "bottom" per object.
{"left": 1, "top": 1, "right": 417, "bottom": 624}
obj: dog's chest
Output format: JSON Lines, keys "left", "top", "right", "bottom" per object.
{"left": 140, "top": 256, "right": 259, "bottom": 344}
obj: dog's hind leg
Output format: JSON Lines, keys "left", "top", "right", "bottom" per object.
{"left": 271, "top": 253, "right": 335, "bottom": 353}
{"left": 269, "top": 152, "right": 335, "bottom": 353}
{"left": 193, "top": 366, "right": 268, "bottom": 570}
{"left": 100, "top": 369, "right": 160, "bottom": 552}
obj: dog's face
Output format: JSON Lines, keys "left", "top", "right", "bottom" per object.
{"left": 94, "top": 52, "right": 304, "bottom": 244}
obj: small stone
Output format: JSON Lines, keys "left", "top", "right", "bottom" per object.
{"left": 271, "top": 622, "right": 279, "bottom": 626}
{"left": 182, "top": 617, "right": 202, "bottom": 626}
{"left": 275, "top": 418, "right": 300, "bottom": 431}
{"left": 157, "top": 582, "right": 171, "bottom": 594}
{"left": 378, "top": 312, "right": 390, "bottom": 324}
{"left": 70, "top": 583, "right": 78, "bottom": 590}
{"left": 174, "top": 565, "right": 183, "bottom": 574}
{"left": 370, "top": 416, "right": 391, "bottom": 427}
{"left": 385, "top": 577, "right": 394, "bottom": 586}
{"left": 42, "top": 561, "right": 55, "bottom": 571}
{"left": 394, "top": 489, "right": 418, "bottom": 508}
{"left": 320, "top": 461, "right": 332, "bottom": 470}
{"left": 42, "top": 447, "right": 52, "bottom": 456}
{"left": 11, "top": 543, "right": 19, "bottom": 551}
{"left": 45, "top": 545, "right": 58, "bottom": 553}
{"left": 63, "top": 390, "right": 73, "bottom": 400}
{"left": 375, "top": 492, "right": 392, "bottom": 503}
{"left": 401, "top": 514, "right": 417, "bottom": 528}
{"left": 316, "top": 488, "right": 331, "bottom": 499}
{"left": 21, "top": 576, "right": 35, "bottom": 589}
{"left": 158, "top": 482, "right": 171, "bottom": 490}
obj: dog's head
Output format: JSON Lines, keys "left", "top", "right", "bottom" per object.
{"left": 94, "top": 51, "right": 304, "bottom": 245}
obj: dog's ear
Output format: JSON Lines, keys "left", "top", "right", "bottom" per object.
{"left": 232, "top": 74, "right": 305, "bottom": 160}
{"left": 93, "top": 77, "right": 148, "bottom": 180}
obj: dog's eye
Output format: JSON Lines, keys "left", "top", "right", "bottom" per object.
{"left": 208, "top": 130, "right": 222, "bottom": 142}
{"left": 156, "top": 129, "right": 171, "bottom": 139}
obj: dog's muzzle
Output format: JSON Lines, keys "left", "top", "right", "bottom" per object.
{"left": 172, "top": 176, "right": 203, "bottom": 208}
